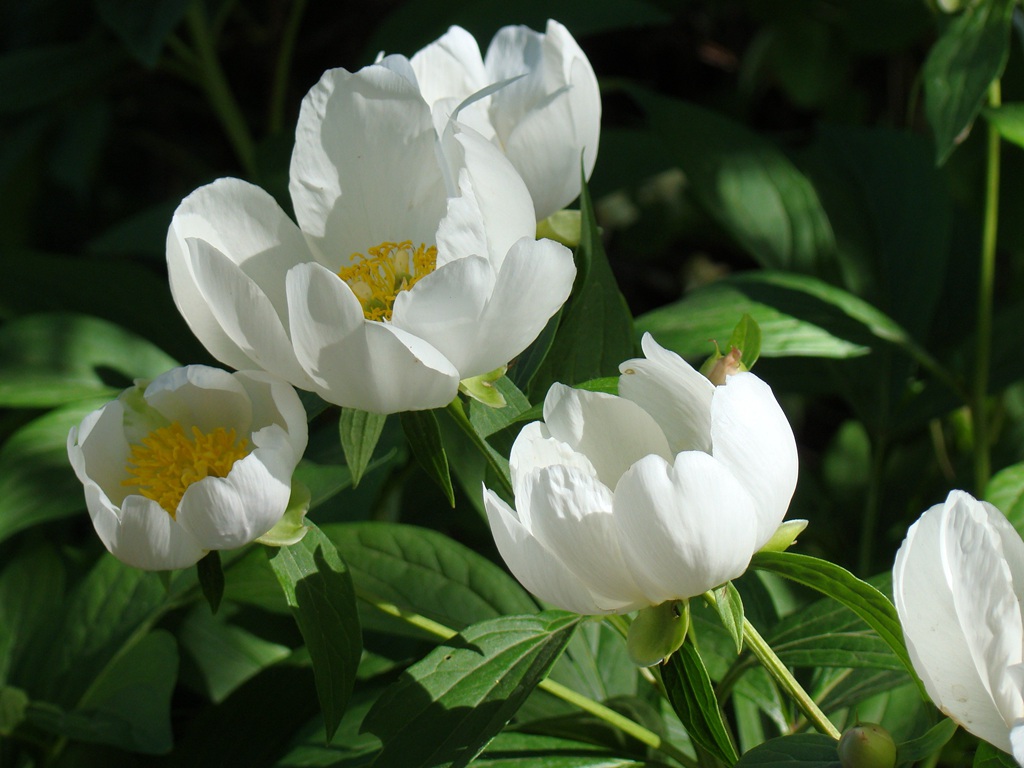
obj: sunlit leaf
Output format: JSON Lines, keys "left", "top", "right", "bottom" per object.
{"left": 339, "top": 408, "right": 387, "bottom": 487}
{"left": 661, "top": 640, "right": 738, "bottom": 765}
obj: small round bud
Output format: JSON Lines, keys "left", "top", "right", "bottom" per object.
{"left": 839, "top": 723, "right": 897, "bottom": 768}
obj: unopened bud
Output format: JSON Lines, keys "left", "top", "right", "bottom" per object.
{"left": 839, "top": 723, "right": 896, "bottom": 768}
{"left": 626, "top": 600, "right": 689, "bottom": 667}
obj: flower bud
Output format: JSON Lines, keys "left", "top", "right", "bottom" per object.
{"left": 626, "top": 600, "right": 690, "bottom": 667}
{"left": 838, "top": 723, "right": 897, "bottom": 768}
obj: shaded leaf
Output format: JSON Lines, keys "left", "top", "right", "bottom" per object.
{"left": 896, "top": 719, "right": 957, "bottom": 765}
{"left": 735, "top": 733, "right": 840, "bottom": 768}
{"left": 985, "top": 462, "right": 1024, "bottom": 536}
{"left": 974, "top": 741, "right": 1018, "bottom": 768}
{"left": 661, "top": 640, "right": 738, "bottom": 765}
{"left": 984, "top": 103, "right": 1024, "bottom": 148}
{"left": 95, "top": 0, "right": 189, "bottom": 67}
{"left": 339, "top": 408, "right": 387, "bottom": 487}
{"left": 712, "top": 582, "right": 745, "bottom": 655}
{"left": 401, "top": 410, "right": 455, "bottom": 507}
{"left": 197, "top": 551, "right": 225, "bottom": 615}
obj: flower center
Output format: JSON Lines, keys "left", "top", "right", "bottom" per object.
{"left": 121, "top": 422, "right": 250, "bottom": 516}
{"left": 337, "top": 240, "right": 437, "bottom": 321}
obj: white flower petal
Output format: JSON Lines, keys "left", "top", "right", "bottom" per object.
{"left": 234, "top": 370, "right": 309, "bottom": 460}
{"left": 613, "top": 451, "right": 758, "bottom": 605}
{"left": 484, "top": 487, "right": 631, "bottom": 614}
{"left": 167, "top": 178, "right": 314, "bottom": 373}
{"left": 542, "top": 383, "right": 672, "bottom": 489}
{"left": 143, "top": 365, "right": 252, "bottom": 437}
{"left": 105, "top": 493, "right": 206, "bottom": 571}
{"left": 619, "top": 333, "right": 715, "bottom": 455}
{"left": 520, "top": 465, "right": 647, "bottom": 609}
{"left": 289, "top": 64, "right": 448, "bottom": 260}
{"left": 710, "top": 371, "right": 798, "bottom": 548}
{"left": 508, "top": 421, "right": 599, "bottom": 495}
{"left": 434, "top": 171, "right": 489, "bottom": 268}
{"left": 410, "top": 25, "right": 487, "bottom": 110}
{"left": 68, "top": 401, "right": 132, "bottom": 506}
{"left": 285, "top": 261, "right": 460, "bottom": 412}
{"left": 894, "top": 493, "right": 1016, "bottom": 751}
{"left": 187, "top": 237, "right": 316, "bottom": 389}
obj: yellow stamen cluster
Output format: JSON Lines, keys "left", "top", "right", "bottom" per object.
{"left": 337, "top": 240, "right": 437, "bottom": 321}
{"left": 122, "top": 422, "right": 250, "bottom": 516}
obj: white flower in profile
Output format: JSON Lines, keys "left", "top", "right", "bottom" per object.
{"left": 67, "top": 366, "right": 308, "bottom": 571}
{"left": 410, "top": 19, "right": 601, "bottom": 220}
{"left": 167, "top": 58, "right": 575, "bottom": 414}
{"left": 483, "top": 333, "right": 798, "bottom": 618}
{"left": 893, "top": 490, "right": 1024, "bottom": 765}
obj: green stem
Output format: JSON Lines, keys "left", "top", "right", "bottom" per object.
{"left": 741, "top": 616, "right": 840, "bottom": 740}
{"left": 445, "top": 398, "right": 514, "bottom": 497}
{"left": 186, "top": 1, "right": 258, "bottom": 177}
{"left": 268, "top": 0, "right": 307, "bottom": 135}
{"left": 974, "top": 78, "right": 1002, "bottom": 494}
{"left": 364, "top": 592, "right": 695, "bottom": 768}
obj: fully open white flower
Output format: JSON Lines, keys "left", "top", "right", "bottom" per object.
{"left": 483, "top": 333, "right": 798, "bottom": 616}
{"left": 893, "top": 490, "right": 1024, "bottom": 765}
{"left": 67, "top": 366, "right": 308, "bottom": 571}
{"left": 168, "top": 59, "right": 576, "bottom": 414}
{"left": 410, "top": 19, "right": 601, "bottom": 220}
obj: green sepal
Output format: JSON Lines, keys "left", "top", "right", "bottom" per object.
{"left": 536, "top": 209, "right": 582, "bottom": 247}
{"left": 759, "top": 519, "right": 809, "bottom": 553}
{"left": 256, "top": 480, "right": 311, "bottom": 547}
{"left": 626, "top": 599, "right": 689, "bottom": 667}
{"left": 459, "top": 366, "right": 508, "bottom": 408}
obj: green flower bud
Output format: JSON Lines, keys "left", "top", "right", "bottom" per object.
{"left": 626, "top": 600, "right": 690, "bottom": 667}
{"left": 839, "top": 723, "right": 897, "bottom": 768}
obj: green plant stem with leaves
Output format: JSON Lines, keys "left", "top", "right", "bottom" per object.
{"left": 974, "top": 78, "right": 1002, "bottom": 494}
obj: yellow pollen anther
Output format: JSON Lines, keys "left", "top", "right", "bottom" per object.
{"left": 122, "top": 422, "right": 250, "bottom": 517}
{"left": 337, "top": 240, "right": 437, "bottom": 321}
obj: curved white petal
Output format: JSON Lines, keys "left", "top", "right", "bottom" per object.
{"left": 285, "top": 261, "right": 459, "bottom": 412}
{"left": 483, "top": 487, "right": 632, "bottom": 614}
{"left": 289, "top": 64, "right": 448, "bottom": 261}
{"left": 68, "top": 401, "right": 133, "bottom": 506}
{"left": 234, "top": 370, "right": 309, "bottom": 460}
{"left": 410, "top": 25, "right": 487, "bottom": 110}
{"left": 143, "top": 365, "right": 253, "bottom": 437}
{"left": 167, "top": 178, "right": 314, "bottom": 373}
{"left": 187, "top": 238, "right": 317, "bottom": 389}
{"left": 542, "top": 384, "right": 672, "bottom": 490}
{"left": 520, "top": 465, "right": 647, "bottom": 608}
{"left": 710, "top": 371, "right": 798, "bottom": 548}
{"left": 103, "top": 492, "right": 206, "bottom": 571}
{"left": 613, "top": 451, "right": 758, "bottom": 605}
{"left": 508, "top": 421, "right": 600, "bottom": 495}
{"left": 618, "top": 333, "right": 715, "bottom": 455}
{"left": 894, "top": 493, "right": 1016, "bottom": 751}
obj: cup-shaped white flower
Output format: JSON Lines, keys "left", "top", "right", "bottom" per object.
{"left": 167, "top": 59, "right": 576, "bottom": 414}
{"left": 410, "top": 19, "right": 601, "bottom": 220}
{"left": 483, "top": 333, "right": 798, "bottom": 617}
{"left": 67, "top": 365, "right": 308, "bottom": 571}
{"left": 893, "top": 490, "right": 1024, "bottom": 765}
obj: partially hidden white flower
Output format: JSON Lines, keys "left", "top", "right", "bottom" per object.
{"left": 893, "top": 490, "right": 1024, "bottom": 765}
{"left": 67, "top": 365, "right": 308, "bottom": 571}
{"left": 410, "top": 19, "right": 601, "bottom": 220}
{"left": 483, "top": 333, "right": 799, "bottom": 616}
{"left": 167, "top": 58, "right": 576, "bottom": 414}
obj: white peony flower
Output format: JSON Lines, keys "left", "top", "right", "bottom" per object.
{"left": 167, "top": 58, "right": 576, "bottom": 414}
{"left": 483, "top": 333, "right": 798, "bottom": 616}
{"left": 410, "top": 19, "right": 601, "bottom": 220}
{"left": 893, "top": 490, "right": 1024, "bottom": 765}
{"left": 67, "top": 365, "right": 308, "bottom": 571}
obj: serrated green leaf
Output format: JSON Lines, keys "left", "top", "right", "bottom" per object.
{"left": 269, "top": 524, "right": 361, "bottom": 740}
{"left": 923, "top": 0, "right": 1014, "bottom": 164}
{"left": 527, "top": 174, "right": 634, "bottom": 400}
{"left": 0, "top": 313, "right": 178, "bottom": 407}
{"left": 751, "top": 552, "right": 919, "bottom": 692}
{"left": 362, "top": 611, "right": 579, "bottom": 768}
{"left": 324, "top": 522, "right": 537, "bottom": 634}
{"left": 713, "top": 582, "right": 745, "bottom": 654}
{"left": 896, "top": 718, "right": 957, "bottom": 765}
{"left": 339, "top": 408, "right": 387, "bottom": 487}
{"left": 197, "top": 550, "right": 224, "bottom": 614}
{"left": 661, "top": 639, "right": 738, "bottom": 765}
{"left": 735, "top": 733, "right": 840, "bottom": 768}
{"left": 401, "top": 409, "right": 455, "bottom": 506}
{"left": 631, "top": 87, "right": 836, "bottom": 274}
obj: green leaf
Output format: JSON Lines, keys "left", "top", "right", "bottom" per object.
{"left": 197, "top": 550, "right": 225, "bottom": 614}
{"left": 95, "top": 0, "right": 189, "bottom": 67}
{"left": 527, "top": 175, "right": 634, "bottom": 401}
{"left": 338, "top": 408, "right": 387, "bottom": 487}
{"left": 751, "top": 551, "right": 920, "bottom": 691}
{"left": 984, "top": 103, "right": 1024, "bottom": 148}
{"left": 896, "top": 719, "right": 957, "bottom": 765}
{"left": 985, "top": 462, "right": 1024, "bottom": 536}
{"left": 268, "top": 524, "right": 361, "bottom": 740}
{"left": 361, "top": 611, "right": 579, "bottom": 768}
{"left": 0, "top": 686, "right": 28, "bottom": 736}
{"left": 0, "top": 313, "right": 178, "bottom": 407}
{"left": 469, "top": 377, "right": 532, "bottom": 438}
{"left": 631, "top": 87, "right": 836, "bottom": 274}
{"left": 973, "top": 741, "right": 1018, "bottom": 768}
{"left": 0, "top": 545, "right": 65, "bottom": 686}
{"left": 324, "top": 522, "right": 537, "bottom": 633}
{"left": 713, "top": 582, "right": 745, "bottom": 654}
{"left": 728, "top": 315, "right": 762, "bottom": 370}
{"left": 39, "top": 629, "right": 176, "bottom": 753}
{"left": 923, "top": 0, "right": 1014, "bottom": 164}
{"left": 735, "top": 733, "right": 840, "bottom": 768}
{"left": 476, "top": 731, "right": 647, "bottom": 766}
{"left": 660, "top": 639, "right": 739, "bottom": 765}
{"left": 401, "top": 409, "right": 455, "bottom": 507}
